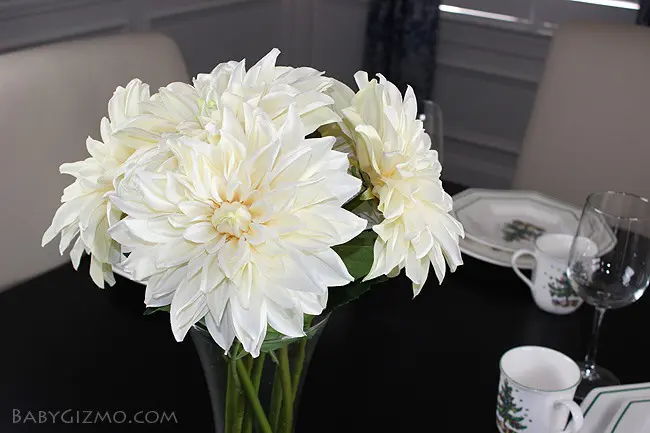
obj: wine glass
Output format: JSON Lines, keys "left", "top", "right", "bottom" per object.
{"left": 418, "top": 100, "right": 444, "bottom": 164}
{"left": 566, "top": 191, "right": 650, "bottom": 400}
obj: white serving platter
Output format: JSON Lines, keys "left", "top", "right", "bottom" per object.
{"left": 459, "top": 236, "right": 535, "bottom": 269}
{"left": 578, "top": 382, "right": 650, "bottom": 433}
{"left": 604, "top": 397, "right": 650, "bottom": 433}
{"left": 453, "top": 189, "right": 616, "bottom": 256}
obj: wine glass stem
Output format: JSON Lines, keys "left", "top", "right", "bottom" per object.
{"left": 584, "top": 307, "right": 607, "bottom": 372}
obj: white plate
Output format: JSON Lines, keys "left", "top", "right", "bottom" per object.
{"left": 460, "top": 236, "right": 534, "bottom": 269}
{"left": 604, "top": 398, "right": 650, "bottom": 433}
{"left": 453, "top": 189, "right": 616, "bottom": 255}
{"left": 578, "top": 382, "right": 650, "bottom": 433}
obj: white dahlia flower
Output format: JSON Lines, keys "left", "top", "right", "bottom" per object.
{"left": 109, "top": 105, "right": 366, "bottom": 356}
{"left": 114, "top": 48, "right": 339, "bottom": 149}
{"left": 42, "top": 79, "right": 151, "bottom": 287}
{"left": 339, "top": 72, "right": 464, "bottom": 296}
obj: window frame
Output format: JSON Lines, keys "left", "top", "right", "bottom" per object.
{"left": 439, "top": 0, "right": 639, "bottom": 35}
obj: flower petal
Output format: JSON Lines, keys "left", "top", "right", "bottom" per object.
{"left": 42, "top": 197, "right": 85, "bottom": 246}
{"left": 89, "top": 255, "right": 106, "bottom": 288}
{"left": 266, "top": 298, "right": 304, "bottom": 338}
{"left": 230, "top": 292, "right": 267, "bottom": 358}
{"left": 145, "top": 267, "right": 186, "bottom": 307}
{"left": 183, "top": 222, "right": 218, "bottom": 243}
{"left": 170, "top": 274, "right": 208, "bottom": 341}
{"left": 155, "top": 238, "right": 204, "bottom": 268}
{"left": 178, "top": 201, "right": 213, "bottom": 219}
{"left": 405, "top": 247, "right": 429, "bottom": 297}
{"left": 69, "top": 237, "right": 86, "bottom": 270}
{"left": 205, "top": 304, "right": 236, "bottom": 355}
{"left": 363, "top": 238, "right": 388, "bottom": 281}
{"left": 301, "top": 249, "right": 353, "bottom": 287}
{"left": 201, "top": 254, "right": 227, "bottom": 294}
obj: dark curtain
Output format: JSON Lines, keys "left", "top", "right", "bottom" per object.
{"left": 362, "top": 0, "right": 441, "bottom": 100}
{"left": 638, "top": 0, "right": 650, "bottom": 26}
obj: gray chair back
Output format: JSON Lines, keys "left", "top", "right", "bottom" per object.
{"left": 513, "top": 23, "right": 650, "bottom": 207}
{"left": 0, "top": 33, "right": 188, "bottom": 290}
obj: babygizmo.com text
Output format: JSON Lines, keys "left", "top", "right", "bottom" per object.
{"left": 12, "top": 409, "right": 178, "bottom": 425}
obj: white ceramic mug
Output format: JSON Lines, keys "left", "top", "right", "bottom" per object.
{"left": 497, "top": 346, "right": 584, "bottom": 433}
{"left": 511, "top": 234, "right": 596, "bottom": 315}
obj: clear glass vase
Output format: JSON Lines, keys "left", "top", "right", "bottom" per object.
{"left": 190, "top": 315, "right": 329, "bottom": 433}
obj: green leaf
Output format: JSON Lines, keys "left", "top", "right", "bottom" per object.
{"left": 143, "top": 305, "right": 170, "bottom": 316}
{"left": 359, "top": 188, "right": 375, "bottom": 201}
{"left": 260, "top": 319, "right": 328, "bottom": 353}
{"left": 327, "top": 230, "right": 387, "bottom": 312}
{"left": 325, "top": 275, "right": 388, "bottom": 313}
{"left": 261, "top": 337, "right": 300, "bottom": 353}
{"left": 332, "top": 230, "right": 377, "bottom": 280}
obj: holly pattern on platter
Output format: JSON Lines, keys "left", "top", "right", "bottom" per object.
{"left": 502, "top": 220, "right": 545, "bottom": 243}
{"left": 548, "top": 273, "right": 581, "bottom": 307}
{"left": 496, "top": 380, "right": 529, "bottom": 433}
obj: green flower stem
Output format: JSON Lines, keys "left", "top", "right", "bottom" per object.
{"left": 232, "top": 357, "right": 245, "bottom": 433}
{"left": 241, "top": 408, "right": 252, "bottom": 433}
{"left": 278, "top": 347, "right": 293, "bottom": 433}
{"left": 290, "top": 339, "right": 306, "bottom": 400}
{"left": 291, "top": 318, "right": 313, "bottom": 400}
{"left": 251, "top": 353, "right": 266, "bottom": 391}
{"left": 238, "top": 358, "right": 252, "bottom": 433}
{"left": 242, "top": 355, "right": 262, "bottom": 433}
{"left": 236, "top": 359, "right": 273, "bottom": 433}
{"left": 269, "top": 367, "right": 283, "bottom": 432}
{"left": 225, "top": 357, "right": 236, "bottom": 433}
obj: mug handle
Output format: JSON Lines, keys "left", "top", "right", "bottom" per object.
{"left": 555, "top": 400, "right": 584, "bottom": 433}
{"left": 511, "top": 249, "right": 536, "bottom": 289}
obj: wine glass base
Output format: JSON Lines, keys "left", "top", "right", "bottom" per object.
{"left": 575, "top": 363, "right": 620, "bottom": 401}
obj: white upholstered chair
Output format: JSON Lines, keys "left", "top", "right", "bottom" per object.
{"left": 512, "top": 23, "right": 650, "bottom": 207}
{"left": 0, "top": 33, "right": 188, "bottom": 290}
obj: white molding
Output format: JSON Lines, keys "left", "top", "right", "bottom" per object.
{"left": 0, "top": 0, "right": 116, "bottom": 20}
{"left": 439, "top": 19, "right": 550, "bottom": 61}
{"left": 440, "top": 11, "right": 553, "bottom": 37}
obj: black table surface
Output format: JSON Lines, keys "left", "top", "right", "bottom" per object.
{"left": 1, "top": 183, "right": 650, "bottom": 433}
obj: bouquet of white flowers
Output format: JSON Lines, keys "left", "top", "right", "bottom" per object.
{"left": 43, "top": 48, "right": 463, "bottom": 433}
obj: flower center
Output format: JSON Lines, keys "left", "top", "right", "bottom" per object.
{"left": 211, "top": 202, "right": 252, "bottom": 238}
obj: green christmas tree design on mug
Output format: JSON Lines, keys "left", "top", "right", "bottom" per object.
{"left": 496, "top": 380, "right": 529, "bottom": 432}
{"left": 502, "top": 220, "right": 545, "bottom": 243}
{"left": 548, "top": 273, "right": 581, "bottom": 307}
